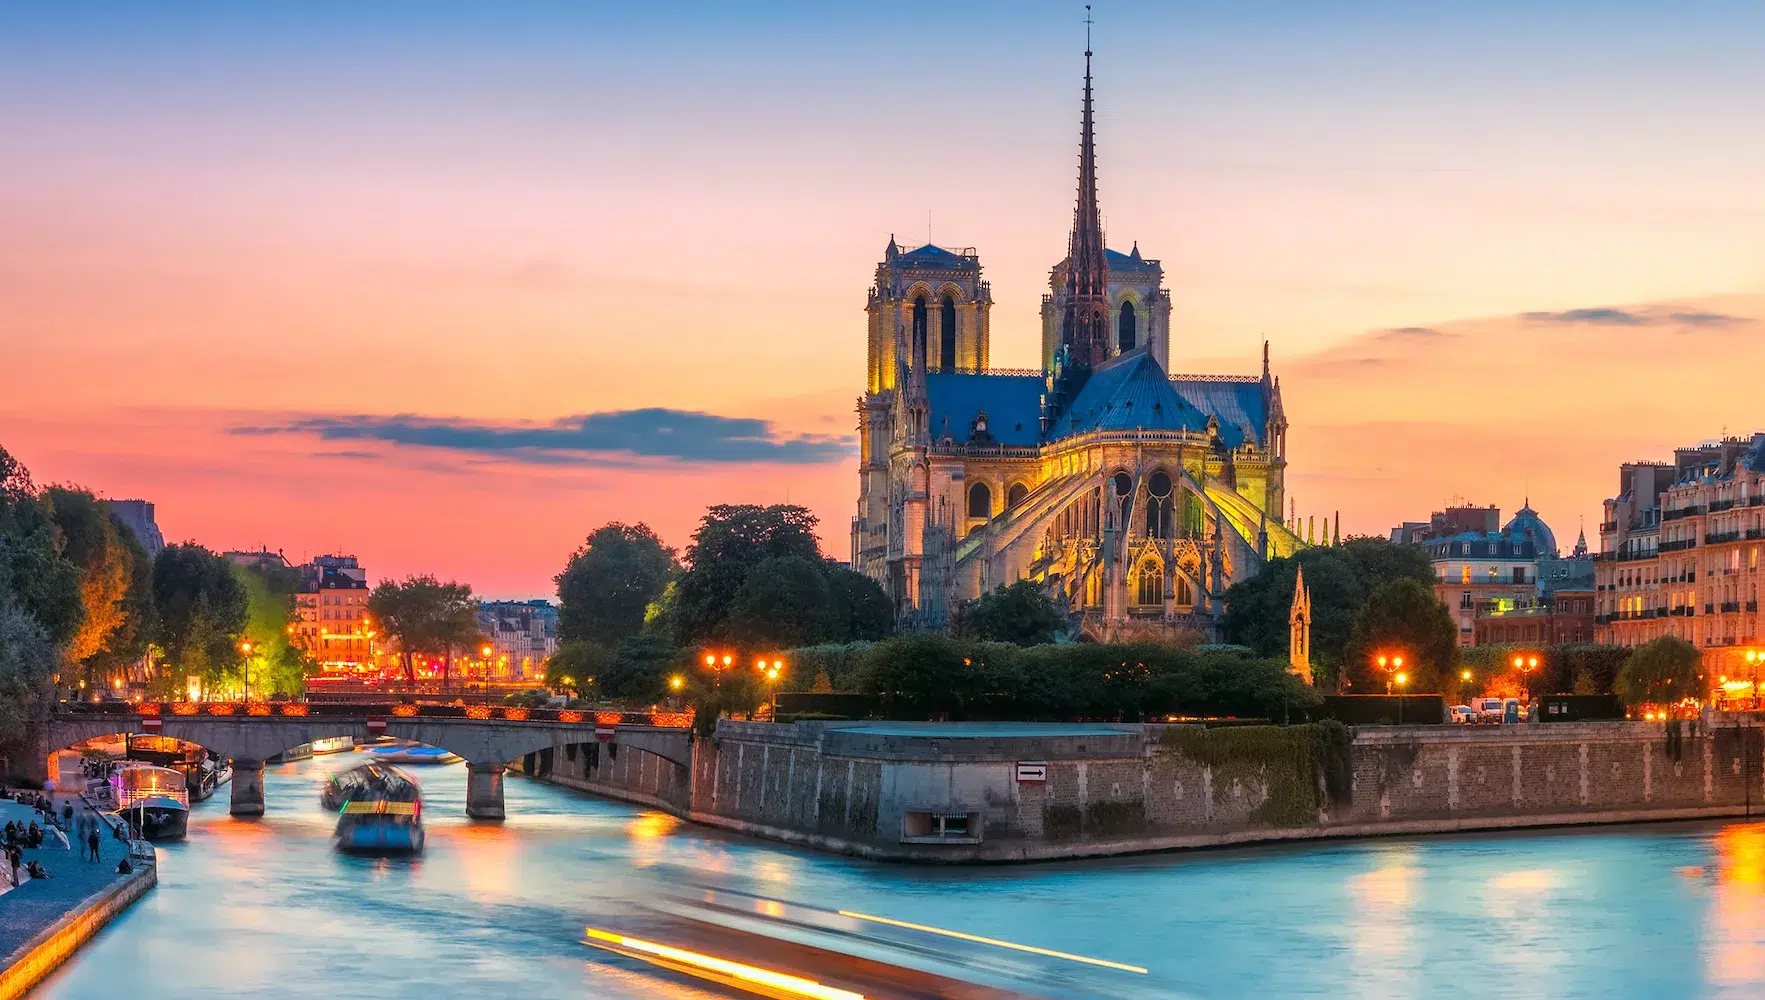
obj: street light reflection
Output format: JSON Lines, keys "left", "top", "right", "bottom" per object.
{"left": 834, "top": 909, "right": 1147, "bottom": 974}
{"left": 582, "top": 927, "right": 866, "bottom": 1000}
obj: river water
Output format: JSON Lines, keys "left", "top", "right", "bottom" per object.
{"left": 32, "top": 755, "right": 1765, "bottom": 999}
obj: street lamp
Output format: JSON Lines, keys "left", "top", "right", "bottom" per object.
{"left": 239, "top": 640, "right": 254, "bottom": 703}
{"left": 1394, "top": 671, "right": 1409, "bottom": 724}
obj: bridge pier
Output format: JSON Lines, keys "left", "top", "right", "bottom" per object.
{"left": 231, "top": 758, "right": 265, "bottom": 817}
{"left": 465, "top": 762, "right": 504, "bottom": 820}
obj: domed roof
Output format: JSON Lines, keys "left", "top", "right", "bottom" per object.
{"left": 1502, "top": 502, "right": 1558, "bottom": 559}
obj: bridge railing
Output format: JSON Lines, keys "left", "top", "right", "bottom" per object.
{"left": 53, "top": 700, "right": 692, "bottom": 728}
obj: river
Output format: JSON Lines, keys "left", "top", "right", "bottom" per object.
{"left": 32, "top": 754, "right": 1765, "bottom": 999}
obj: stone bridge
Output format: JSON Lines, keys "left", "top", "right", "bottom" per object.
{"left": 44, "top": 705, "right": 693, "bottom": 819}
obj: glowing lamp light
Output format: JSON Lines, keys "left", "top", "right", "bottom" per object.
{"left": 721, "top": 654, "right": 733, "bottom": 667}
{"left": 1460, "top": 670, "right": 1472, "bottom": 682}
{"left": 1395, "top": 672, "right": 1408, "bottom": 685}
{"left": 669, "top": 675, "right": 684, "bottom": 691}
{"left": 1393, "top": 656, "right": 1404, "bottom": 668}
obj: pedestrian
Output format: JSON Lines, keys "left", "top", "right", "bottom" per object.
{"left": 61, "top": 802, "right": 72, "bottom": 829}
{"left": 8, "top": 844, "right": 20, "bottom": 886}
{"left": 85, "top": 826, "right": 99, "bottom": 863}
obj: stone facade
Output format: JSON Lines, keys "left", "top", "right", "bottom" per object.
{"left": 536, "top": 718, "right": 1765, "bottom": 863}
{"left": 1597, "top": 434, "right": 1765, "bottom": 688}
{"left": 850, "top": 51, "right": 1300, "bottom": 638}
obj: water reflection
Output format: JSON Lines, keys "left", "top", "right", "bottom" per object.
{"left": 30, "top": 760, "right": 1765, "bottom": 999}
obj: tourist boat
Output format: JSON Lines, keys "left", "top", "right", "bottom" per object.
{"left": 361, "top": 744, "right": 461, "bottom": 766}
{"left": 117, "top": 736, "right": 230, "bottom": 803}
{"left": 268, "top": 743, "right": 314, "bottom": 763}
{"left": 110, "top": 763, "right": 190, "bottom": 841}
{"left": 329, "top": 763, "right": 424, "bottom": 854}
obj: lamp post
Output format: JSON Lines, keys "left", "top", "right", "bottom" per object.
{"left": 1394, "top": 671, "right": 1409, "bottom": 725}
{"left": 239, "top": 640, "right": 253, "bottom": 704}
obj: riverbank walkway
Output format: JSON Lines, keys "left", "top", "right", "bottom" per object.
{"left": 0, "top": 796, "right": 136, "bottom": 959}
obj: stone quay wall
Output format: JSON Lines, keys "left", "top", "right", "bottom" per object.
{"left": 0, "top": 866, "right": 156, "bottom": 999}
{"left": 537, "top": 718, "right": 1765, "bottom": 862}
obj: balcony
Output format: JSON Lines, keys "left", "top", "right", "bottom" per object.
{"left": 1660, "top": 539, "right": 1697, "bottom": 552}
{"left": 1665, "top": 506, "right": 1705, "bottom": 522}
{"left": 1707, "top": 531, "right": 1742, "bottom": 544}
{"left": 1752, "top": 496, "right": 1764, "bottom": 507}
{"left": 1707, "top": 604, "right": 1716, "bottom": 615}
{"left": 1600, "top": 520, "right": 1618, "bottom": 533}
{"left": 1712, "top": 499, "right": 1738, "bottom": 512}
{"left": 1722, "top": 601, "right": 1742, "bottom": 613}
{"left": 1748, "top": 529, "right": 1765, "bottom": 541}
{"left": 1750, "top": 601, "right": 1760, "bottom": 612}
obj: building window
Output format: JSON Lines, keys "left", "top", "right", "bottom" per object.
{"left": 1145, "top": 471, "right": 1173, "bottom": 538}
{"left": 1113, "top": 471, "right": 1133, "bottom": 528}
{"left": 1118, "top": 300, "right": 1136, "bottom": 352}
{"left": 1006, "top": 482, "right": 1028, "bottom": 509}
{"left": 940, "top": 294, "right": 957, "bottom": 369}
{"left": 1175, "top": 575, "right": 1193, "bottom": 607}
{"left": 967, "top": 481, "right": 991, "bottom": 519}
{"left": 911, "top": 295, "right": 928, "bottom": 368}
{"left": 1461, "top": 566, "right": 1471, "bottom": 585}
{"left": 1135, "top": 563, "right": 1163, "bottom": 606}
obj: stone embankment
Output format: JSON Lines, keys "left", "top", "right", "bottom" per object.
{"left": 0, "top": 797, "right": 155, "bottom": 998}
{"left": 520, "top": 715, "right": 1765, "bottom": 862}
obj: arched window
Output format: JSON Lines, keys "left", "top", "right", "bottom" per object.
{"left": 1146, "top": 471, "right": 1173, "bottom": 538}
{"left": 912, "top": 296, "right": 928, "bottom": 369}
{"left": 1007, "top": 482, "right": 1028, "bottom": 509}
{"left": 1136, "top": 563, "right": 1164, "bottom": 607}
{"left": 1118, "top": 300, "right": 1137, "bottom": 352}
{"left": 940, "top": 294, "right": 958, "bottom": 370}
{"left": 968, "top": 481, "right": 992, "bottom": 519}
{"left": 1113, "top": 472, "right": 1133, "bottom": 530}
{"left": 1175, "top": 575, "right": 1193, "bottom": 607}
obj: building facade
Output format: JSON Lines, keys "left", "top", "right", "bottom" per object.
{"left": 292, "top": 554, "right": 375, "bottom": 676}
{"left": 851, "top": 47, "right": 1300, "bottom": 639}
{"left": 1596, "top": 435, "right": 1765, "bottom": 684}
{"left": 478, "top": 600, "right": 558, "bottom": 682}
{"left": 1397, "top": 502, "right": 1588, "bottom": 646}
{"left": 103, "top": 499, "right": 165, "bottom": 558}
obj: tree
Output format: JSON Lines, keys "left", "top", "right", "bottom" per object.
{"left": 236, "top": 564, "right": 314, "bottom": 697}
{"left": 952, "top": 580, "right": 1065, "bottom": 646}
{"left": 825, "top": 565, "right": 893, "bottom": 642}
{"left": 544, "top": 639, "right": 614, "bottom": 696}
{"left": 673, "top": 504, "right": 821, "bottom": 645}
{"left": 1223, "top": 549, "right": 1361, "bottom": 685}
{"left": 0, "top": 595, "right": 56, "bottom": 746}
{"left": 0, "top": 449, "right": 83, "bottom": 650}
{"left": 45, "top": 487, "right": 136, "bottom": 667}
{"left": 367, "top": 575, "right": 478, "bottom": 684}
{"left": 152, "top": 543, "right": 249, "bottom": 697}
{"left": 1615, "top": 636, "right": 1703, "bottom": 709}
{"left": 1342, "top": 578, "right": 1459, "bottom": 694}
{"left": 724, "top": 556, "right": 837, "bottom": 649}
{"left": 598, "top": 634, "right": 679, "bottom": 703}
{"left": 555, "top": 523, "right": 677, "bottom": 646}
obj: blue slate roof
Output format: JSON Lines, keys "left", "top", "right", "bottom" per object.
{"left": 1170, "top": 378, "right": 1268, "bottom": 449}
{"left": 1050, "top": 351, "right": 1209, "bottom": 440}
{"left": 926, "top": 371, "right": 1044, "bottom": 446}
{"left": 1105, "top": 246, "right": 1160, "bottom": 274}
{"left": 896, "top": 244, "right": 977, "bottom": 269}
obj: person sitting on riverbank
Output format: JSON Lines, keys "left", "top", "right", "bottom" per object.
{"left": 26, "top": 823, "right": 41, "bottom": 849}
{"left": 25, "top": 860, "right": 48, "bottom": 880}
{"left": 115, "top": 856, "right": 131, "bottom": 875}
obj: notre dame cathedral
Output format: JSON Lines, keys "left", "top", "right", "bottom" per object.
{"left": 850, "top": 44, "right": 1302, "bottom": 641}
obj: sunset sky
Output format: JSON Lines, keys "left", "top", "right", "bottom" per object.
{"left": 4, "top": 2, "right": 1764, "bottom": 596}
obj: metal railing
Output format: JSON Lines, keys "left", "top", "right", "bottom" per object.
{"left": 54, "top": 701, "right": 693, "bottom": 728}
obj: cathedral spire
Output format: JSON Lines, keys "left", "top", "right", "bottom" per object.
{"left": 1060, "top": 7, "right": 1110, "bottom": 370}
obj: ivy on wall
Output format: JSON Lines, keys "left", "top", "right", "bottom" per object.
{"left": 1160, "top": 722, "right": 1352, "bottom": 828}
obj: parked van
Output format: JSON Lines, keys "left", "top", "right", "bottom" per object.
{"left": 1474, "top": 697, "right": 1505, "bottom": 722}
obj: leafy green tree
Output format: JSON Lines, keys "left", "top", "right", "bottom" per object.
{"left": 1342, "top": 578, "right": 1459, "bottom": 694}
{"left": 673, "top": 504, "right": 821, "bottom": 645}
{"left": 1337, "top": 537, "right": 1434, "bottom": 593}
{"left": 366, "top": 575, "right": 479, "bottom": 683}
{"left": 1223, "top": 549, "right": 1361, "bottom": 685}
{"left": 825, "top": 565, "right": 893, "bottom": 642}
{"left": 44, "top": 487, "right": 135, "bottom": 666}
{"left": 555, "top": 522, "right": 677, "bottom": 645}
{"left": 152, "top": 543, "right": 249, "bottom": 697}
{"left": 596, "top": 634, "right": 679, "bottom": 703}
{"left": 0, "top": 448, "right": 83, "bottom": 650}
{"left": 952, "top": 580, "right": 1065, "bottom": 646}
{"left": 0, "top": 596, "right": 56, "bottom": 746}
{"left": 724, "top": 556, "right": 837, "bottom": 649}
{"left": 236, "top": 564, "right": 314, "bottom": 697}
{"left": 1615, "top": 635, "right": 1703, "bottom": 709}
{"left": 544, "top": 639, "right": 614, "bottom": 695}
{"left": 856, "top": 633, "right": 975, "bottom": 718}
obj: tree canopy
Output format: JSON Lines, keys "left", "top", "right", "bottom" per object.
{"left": 952, "top": 580, "right": 1066, "bottom": 646}
{"left": 555, "top": 522, "right": 676, "bottom": 646}
{"left": 367, "top": 575, "right": 478, "bottom": 682}
{"left": 1342, "top": 578, "right": 1460, "bottom": 694}
{"left": 151, "top": 542, "right": 249, "bottom": 698}
{"left": 1223, "top": 537, "right": 1433, "bottom": 686}
{"left": 673, "top": 504, "right": 821, "bottom": 645}
{"left": 1615, "top": 635, "right": 1703, "bottom": 708}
